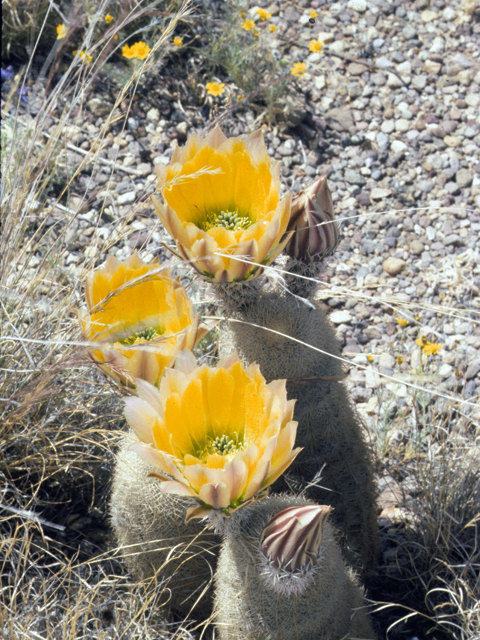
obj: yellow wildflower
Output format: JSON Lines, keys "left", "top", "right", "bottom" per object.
{"left": 253, "top": 28, "right": 259, "bottom": 37}
{"left": 242, "top": 19, "right": 255, "bottom": 31}
{"left": 308, "top": 40, "right": 324, "bottom": 53}
{"left": 396, "top": 355, "right": 404, "bottom": 364}
{"left": 122, "top": 41, "right": 151, "bottom": 60}
{"left": 151, "top": 125, "right": 292, "bottom": 283}
{"left": 206, "top": 81, "right": 226, "bottom": 97}
{"left": 173, "top": 36, "right": 183, "bottom": 46}
{"left": 395, "top": 317, "right": 408, "bottom": 327}
{"left": 269, "top": 24, "right": 277, "bottom": 32}
{"left": 256, "top": 8, "right": 272, "bottom": 20}
{"left": 416, "top": 338, "right": 442, "bottom": 356}
{"left": 237, "top": 93, "right": 245, "bottom": 100}
{"left": 308, "top": 10, "right": 318, "bottom": 19}
{"left": 124, "top": 351, "right": 302, "bottom": 520}
{"left": 73, "top": 50, "right": 93, "bottom": 63}
{"left": 56, "top": 24, "right": 67, "bottom": 39}
{"left": 291, "top": 62, "right": 307, "bottom": 77}
{"left": 367, "top": 355, "right": 374, "bottom": 362}
{"left": 77, "top": 253, "right": 203, "bottom": 389}
{"left": 105, "top": 14, "right": 114, "bottom": 23}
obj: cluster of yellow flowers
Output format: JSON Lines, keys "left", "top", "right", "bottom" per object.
{"left": 122, "top": 41, "right": 151, "bottom": 60}
{"left": 78, "top": 127, "right": 319, "bottom": 517}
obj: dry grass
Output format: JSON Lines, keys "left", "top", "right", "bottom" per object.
{"left": 1, "top": 1, "right": 479, "bottom": 638}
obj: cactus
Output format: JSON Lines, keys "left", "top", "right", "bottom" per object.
{"left": 110, "top": 439, "right": 220, "bottom": 617}
{"left": 214, "top": 494, "right": 376, "bottom": 640}
{"left": 217, "top": 288, "right": 379, "bottom": 576}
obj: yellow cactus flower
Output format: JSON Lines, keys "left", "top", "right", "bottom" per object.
{"left": 173, "top": 36, "right": 183, "bottom": 46}
{"left": 308, "top": 40, "right": 324, "bottom": 53}
{"left": 57, "top": 24, "right": 67, "bottom": 39}
{"left": 125, "top": 351, "right": 302, "bottom": 520}
{"left": 256, "top": 8, "right": 272, "bottom": 20}
{"left": 77, "top": 253, "right": 202, "bottom": 389}
{"left": 290, "top": 62, "right": 307, "bottom": 77}
{"left": 206, "top": 81, "right": 226, "bottom": 96}
{"left": 151, "top": 126, "right": 292, "bottom": 282}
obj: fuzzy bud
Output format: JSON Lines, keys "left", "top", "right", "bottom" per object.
{"left": 284, "top": 176, "right": 338, "bottom": 262}
{"left": 260, "top": 504, "right": 333, "bottom": 572}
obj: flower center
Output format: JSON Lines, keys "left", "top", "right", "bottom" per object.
{"left": 198, "top": 434, "right": 244, "bottom": 461}
{"left": 200, "top": 209, "right": 252, "bottom": 232}
{"left": 119, "top": 326, "right": 163, "bottom": 346}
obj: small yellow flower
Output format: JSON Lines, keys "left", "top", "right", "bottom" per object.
{"left": 122, "top": 44, "right": 135, "bottom": 59}
{"left": 56, "top": 24, "right": 67, "bottom": 39}
{"left": 256, "top": 8, "right": 272, "bottom": 20}
{"left": 206, "top": 81, "right": 226, "bottom": 97}
{"left": 290, "top": 62, "right": 307, "bottom": 77}
{"left": 242, "top": 19, "right": 255, "bottom": 31}
{"left": 77, "top": 253, "right": 203, "bottom": 389}
{"left": 125, "top": 352, "right": 302, "bottom": 520}
{"left": 396, "top": 355, "right": 404, "bottom": 364}
{"left": 73, "top": 50, "right": 93, "bottom": 63}
{"left": 308, "top": 10, "right": 318, "bottom": 19}
{"left": 105, "top": 14, "right": 114, "bottom": 23}
{"left": 308, "top": 40, "right": 324, "bottom": 53}
{"left": 416, "top": 339, "right": 442, "bottom": 356}
{"left": 173, "top": 36, "right": 183, "bottom": 46}
{"left": 395, "top": 318, "right": 408, "bottom": 327}
{"left": 252, "top": 28, "right": 259, "bottom": 36}
{"left": 367, "top": 355, "right": 374, "bottom": 362}
{"left": 122, "top": 41, "right": 151, "bottom": 60}
{"left": 269, "top": 24, "right": 277, "bottom": 32}
{"left": 131, "top": 41, "right": 151, "bottom": 60}
{"left": 151, "top": 125, "right": 292, "bottom": 283}
{"left": 237, "top": 93, "right": 245, "bottom": 100}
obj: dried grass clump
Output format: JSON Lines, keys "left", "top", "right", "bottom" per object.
{"left": 401, "top": 430, "right": 480, "bottom": 639}
{"left": 1, "top": 3, "right": 199, "bottom": 637}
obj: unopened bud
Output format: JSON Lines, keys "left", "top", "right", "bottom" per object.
{"left": 260, "top": 504, "right": 333, "bottom": 572}
{"left": 285, "top": 176, "right": 338, "bottom": 262}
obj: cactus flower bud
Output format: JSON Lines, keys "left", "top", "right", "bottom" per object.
{"left": 260, "top": 504, "right": 333, "bottom": 572}
{"left": 285, "top": 176, "right": 338, "bottom": 262}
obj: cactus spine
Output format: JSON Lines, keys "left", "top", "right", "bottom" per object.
{"left": 214, "top": 494, "right": 376, "bottom": 640}
{"left": 217, "top": 286, "right": 379, "bottom": 576}
{"left": 110, "top": 439, "right": 220, "bottom": 617}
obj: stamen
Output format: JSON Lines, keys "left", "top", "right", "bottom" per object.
{"left": 209, "top": 434, "right": 237, "bottom": 455}
{"left": 200, "top": 209, "right": 252, "bottom": 232}
{"left": 119, "top": 326, "right": 162, "bottom": 345}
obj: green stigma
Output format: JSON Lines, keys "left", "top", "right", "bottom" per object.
{"left": 200, "top": 209, "right": 252, "bottom": 232}
{"left": 119, "top": 326, "right": 163, "bottom": 346}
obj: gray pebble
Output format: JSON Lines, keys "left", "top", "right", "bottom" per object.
{"left": 344, "top": 169, "right": 366, "bottom": 185}
{"left": 117, "top": 191, "right": 136, "bottom": 205}
{"left": 455, "top": 169, "right": 473, "bottom": 188}
{"left": 402, "top": 25, "right": 417, "bottom": 39}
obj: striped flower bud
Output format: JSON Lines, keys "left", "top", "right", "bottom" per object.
{"left": 260, "top": 504, "right": 333, "bottom": 572}
{"left": 284, "top": 176, "right": 338, "bottom": 262}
